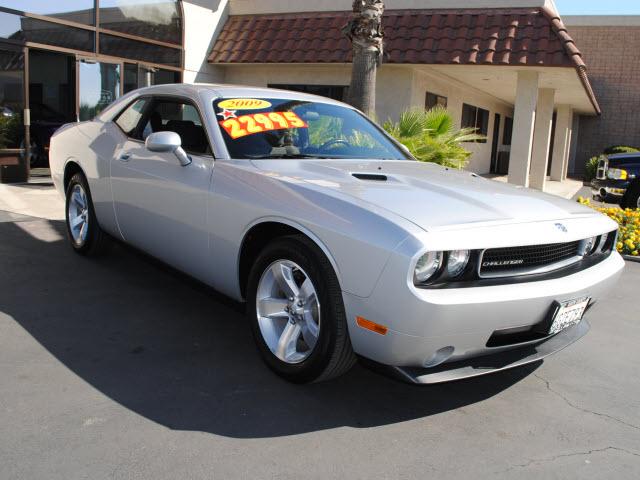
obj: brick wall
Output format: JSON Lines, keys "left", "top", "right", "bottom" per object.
{"left": 569, "top": 26, "right": 640, "bottom": 174}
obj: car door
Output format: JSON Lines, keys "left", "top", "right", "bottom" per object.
{"left": 110, "top": 95, "right": 214, "bottom": 281}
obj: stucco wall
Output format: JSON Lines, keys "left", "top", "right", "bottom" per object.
{"left": 409, "top": 68, "right": 513, "bottom": 173}
{"left": 182, "top": 0, "right": 229, "bottom": 83}
{"left": 221, "top": 64, "right": 514, "bottom": 173}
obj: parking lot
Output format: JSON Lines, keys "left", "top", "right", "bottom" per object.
{"left": 1, "top": 210, "right": 639, "bottom": 479}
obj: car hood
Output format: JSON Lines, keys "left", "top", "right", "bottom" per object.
{"left": 250, "top": 159, "right": 596, "bottom": 231}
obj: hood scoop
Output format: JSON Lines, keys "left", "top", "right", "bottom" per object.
{"left": 352, "top": 173, "right": 388, "bottom": 182}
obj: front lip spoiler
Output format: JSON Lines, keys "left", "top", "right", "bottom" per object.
{"left": 380, "top": 320, "right": 590, "bottom": 384}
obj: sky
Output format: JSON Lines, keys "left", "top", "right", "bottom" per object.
{"left": 555, "top": 0, "right": 640, "bottom": 15}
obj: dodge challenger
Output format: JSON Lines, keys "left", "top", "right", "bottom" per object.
{"left": 49, "top": 84, "right": 624, "bottom": 384}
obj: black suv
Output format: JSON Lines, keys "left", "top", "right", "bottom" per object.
{"left": 591, "top": 153, "right": 640, "bottom": 208}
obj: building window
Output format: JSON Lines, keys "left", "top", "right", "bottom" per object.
{"left": 461, "top": 103, "right": 489, "bottom": 143}
{"left": 1, "top": 1, "right": 95, "bottom": 25}
{"left": 1, "top": 12, "right": 95, "bottom": 52}
{"left": 79, "top": 61, "right": 122, "bottom": 121}
{"left": 0, "top": 47, "right": 24, "bottom": 157}
{"left": 503, "top": 117, "right": 513, "bottom": 146}
{"left": 98, "top": 0, "right": 182, "bottom": 45}
{"left": 99, "top": 34, "right": 181, "bottom": 67}
{"left": 425, "top": 92, "right": 447, "bottom": 110}
{"left": 0, "top": 2, "right": 183, "bottom": 66}
{"left": 0, "top": 1, "right": 184, "bottom": 170}
{"left": 268, "top": 84, "right": 348, "bottom": 102}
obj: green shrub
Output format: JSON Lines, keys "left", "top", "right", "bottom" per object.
{"left": 603, "top": 145, "right": 639, "bottom": 155}
{"left": 0, "top": 114, "right": 21, "bottom": 149}
{"left": 383, "top": 107, "right": 485, "bottom": 169}
{"left": 584, "top": 155, "right": 602, "bottom": 181}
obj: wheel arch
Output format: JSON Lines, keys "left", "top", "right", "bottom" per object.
{"left": 237, "top": 218, "right": 342, "bottom": 300}
{"left": 62, "top": 160, "right": 85, "bottom": 192}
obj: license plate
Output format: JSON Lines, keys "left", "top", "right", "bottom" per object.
{"left": 549, "top": 297, "right": 590, "bottom": 335}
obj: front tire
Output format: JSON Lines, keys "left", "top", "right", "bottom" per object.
{"left": 65, "top": 172, "right": 109, "bottom": 256}
{"left": 247, "top": 235, "right": 356, "bottom": 383}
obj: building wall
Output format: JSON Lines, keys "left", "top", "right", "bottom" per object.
{"left": 221, "top": 64, "right": 513, "bottom": 173}
{"left": 564, "top": 19, "right": 640, "bottom": 174}
{"left": 182, "top": 0, "right": 229, "bottom": 83}
{"left": 409, "top": 68, "right": 513, "bottom": 173}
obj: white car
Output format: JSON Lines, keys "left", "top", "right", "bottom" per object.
{"left": 50, "top": 84, "right": 624, "bottom": 384}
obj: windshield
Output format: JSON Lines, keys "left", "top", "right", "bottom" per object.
{"left": 609, "top": 156, "right": 640, "bottom": 169}
{"left": 213, "top": 97, "right": 410, "bottom": 160}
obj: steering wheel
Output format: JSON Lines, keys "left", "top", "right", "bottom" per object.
{"left": 320, "top": 139, "right": 351, "bottom": 150}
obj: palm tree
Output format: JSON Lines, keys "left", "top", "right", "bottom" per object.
{"left": 344, "top": 0, "right": 384, "bottom": 117}
{"left": 383, "top": 107, "right": 486, "bottom": 169}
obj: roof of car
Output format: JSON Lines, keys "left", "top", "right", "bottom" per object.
{"left": 139, "top": 83, "right": 347, "bottom": 105}
{"left": 97, "top": 83, "right": 350, "bottom": 121}
{"left": 608, "top": 152, "right": 640, "bottom": 159}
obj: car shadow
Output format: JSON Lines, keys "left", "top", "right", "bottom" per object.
{"left": 0, "top": 216, "right": 540, "bottom": 439}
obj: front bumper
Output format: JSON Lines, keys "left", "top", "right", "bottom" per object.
{"left": 378, "top": 319, "right": 589, "bottom": 384}
{"left": 343, "top": 251, "right": 624, "bottom": 379}
{"left": 591, "top": 178, "right": 629, "bottom": 203}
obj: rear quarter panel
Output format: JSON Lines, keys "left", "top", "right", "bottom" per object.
{"left": 49, "top": 120, "right": 120, "bottom": 236}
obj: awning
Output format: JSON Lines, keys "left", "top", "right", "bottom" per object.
{"left": 209, "top": 7, "right": 600, "bottom": 114}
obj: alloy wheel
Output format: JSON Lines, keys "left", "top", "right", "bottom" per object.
{"left": 68, "top": 184, "right": 89, "bottom": 246}
{"left": 256, "top": 260, "right": 321, "bottom": 364}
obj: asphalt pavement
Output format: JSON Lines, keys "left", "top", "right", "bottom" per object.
{"left": 1, "top": 211, "right": 638, "bottom": 479}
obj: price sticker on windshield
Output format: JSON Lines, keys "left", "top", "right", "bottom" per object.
{"left": 219, "top": 111, "right": 308, "bottom": 140}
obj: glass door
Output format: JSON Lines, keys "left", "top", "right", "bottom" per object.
{"left": 0, "top": 43, "right": 26, "bottom": 182}
{"left": 78, "top": 59, "right": 122, "bottom": 121}
{"left": 28, "top": 49, "right": 76, "bottom": 169}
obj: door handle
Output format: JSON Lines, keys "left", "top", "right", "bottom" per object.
{"left": 119, "top": 152, "right": 131, "bottom": 162}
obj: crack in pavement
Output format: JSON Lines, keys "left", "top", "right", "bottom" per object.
{"left": 534, "top": 373, "right": 640, "bottom": 432}
{"left": 498, "top": 446, "right": 640, "bottom": 473}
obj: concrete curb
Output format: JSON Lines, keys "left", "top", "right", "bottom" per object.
{"left": 623, "top": 255, "right": 640, "bottom": 263}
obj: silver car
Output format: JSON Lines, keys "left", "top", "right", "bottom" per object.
{"left": 49, "top": 84, "right": 624, "bottom": 384}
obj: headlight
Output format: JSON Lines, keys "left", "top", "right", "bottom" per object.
{"left": 580, "top": 236, "right": 598, "bottom": 256}
{"left": 414, "top": 251, "right": 443, "bottom": 284}
{"left": 607, "top": 168, "right": 628, "bottom": 180}
{"left": 447, "top": 250, "right": 470, "bottom": 277}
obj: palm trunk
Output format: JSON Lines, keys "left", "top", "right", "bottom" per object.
{"left": 348, "top": 45, "right": 378, "bottom": 116}
{"left": 344, "top": 1, "right": 384, "bottom": 118}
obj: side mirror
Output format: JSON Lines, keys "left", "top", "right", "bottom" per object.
{"left": 145, "top": 131, "right": 191, "bottom": 166}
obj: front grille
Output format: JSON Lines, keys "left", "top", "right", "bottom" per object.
{"left": 479, "top": 241, "right": 581, "bottom": 277}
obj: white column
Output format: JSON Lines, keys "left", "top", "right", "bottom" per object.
{"left": 550, "top": 106, "right": 573, "bottom": 181}
{"left": 563, "top": 112, "right": 575, "bottom": 180}
{"left": 529, "top": 88, "right": 556, "bottom": 190}
{"left": 508, "top": 71, "right": 539, "bottom": 187}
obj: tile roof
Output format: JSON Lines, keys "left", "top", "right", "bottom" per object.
{"left": 209, "top": 7, "right": 584, "bottom": 68}
{"left": 209, "top": 7, "right": 599, "bottom": 114}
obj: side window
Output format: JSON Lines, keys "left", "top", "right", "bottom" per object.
{"left": 115, "top": 98, "right": 148, "bottom": 138}
{"left": 142, "top": 98, "right": 211, "bottom": 155}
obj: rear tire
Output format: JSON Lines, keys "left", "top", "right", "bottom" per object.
{"left": 65, "top": 172, "right": 110, "bottom": 256}
{"left": 247, "top": 235, "right": 356, "bottom": 383}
